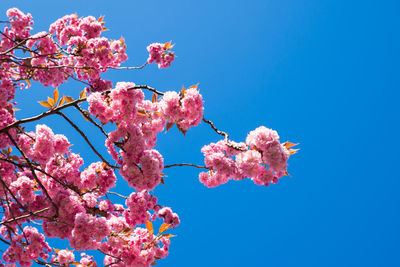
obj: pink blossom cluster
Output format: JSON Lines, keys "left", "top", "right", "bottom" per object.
{"left": 88, "top": 81, "right": 144, "bottom": 124}
{"left": 80, "top": 161, "right": 116, "bottom": 195}
{"left": 1, "top": 8, "right": 128, "bottom": 93}
{"left": 147, "top": 42, "right": 175, "bottom": 68}
{"left": 124, "top": 190, "right": 158, "bottom": 227}
{"left": 69, "top": 212, "right": 110, "bottom": 250}
{"left": 160, "top": 87, "right": 204, "bottom": 131}
{"left": 51, "top": 249, "right": 75, "bottom": 265}
{"left": 157, "top": 207, "right": 180, "bottom": 227}
{"left": 199, "top": 126, "right": 291, "bottom": 187}
{"left": 101, "top": 227, "right": 170, "bottom": 267}
{"left": 2, "top": 226, "right": 51, "bottom": 267}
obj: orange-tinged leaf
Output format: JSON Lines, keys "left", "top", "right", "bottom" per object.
{"left": 137, "top": 110, "right": 147, "bottom": 116}
{"left": 160, "top": 177, "right": 165, "bottom": 184}
{"left": 289, "top": 148, "right": 299, "bottom": 155}
{"left": 181, "top": 86, "right": 186, "bottom": 97}
{"left": 54, "top": 53, "right": 64, "bottom": 59}
{"left": 177, "top": 124, "right": 187, "bottom": 136}
{"left": 8, "top": 147, "right": 12, "bottom": 154}
{"left": 159, "top": 223, "right": 171, "bottom": 234}
{"left": 47, "top": 97, "right": 55, "bottom": 106}
{"left": 98, "top": 15, "right": 104, "bottom": 23}
{"left": 70, "top": 262, "right": 81, "bottom": 266}
{"left": 166, "top": 122, "right": 174, "bottom": 132}
{"left": 58, "top": 96, "right": 65, "bottom": 106}
{"left": 53, "top": 88, "right": 59, "bottom": 103}
{"left": 12, "top": 108, "right": 20, "bottom": 111}
{"left": 38, "top": 101, "right": 52, "bottom": 108}
{"left": 54, "top": 248, "right": 60, "bottom": 254}
{"left": 188, "top": 83, "right": 199, "bottom": 90}
{"left": 160, "top": 233, "right": 176, "bottom": 238}
{"left": 64, "top": 96, "right": 74, "bottom": 103}
{"left": 163, "top": 40, "right": 172, "bottom": 50}
{"left": 284, "top": 170, "right": 291, "bottom": 177}
{"left": 283, "top": 142, "right": 299, "bottom": 149}
{"left": 25, "top": 79, "right": 31, "bottom": 88}
{"left": 160, "top": 173, "right": 167, "bottom": 177}
{"left": 145, "top": 220, "right": 154, "bottom": 235}
{"left": 102, "top": 26, "right": 109, "bottom": 31}
{"left": 79, "top": 89, "right": 87, "bottom": 99}
{"left": 152, "top": 93, "right": 157, "bottom": 103}
{"left": 151, "top": 262, "right": 157, "bottom": 266}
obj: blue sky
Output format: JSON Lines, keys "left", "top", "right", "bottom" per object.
{"left": 3, "top": 0, "right": 400, "bottom": 266}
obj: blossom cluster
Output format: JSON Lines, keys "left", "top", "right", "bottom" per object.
{"left": 0, "top": 7, "right": 296, "bottom": 267}
{"left": 89, "top": 82, "right": 204, "bottom": 191}
{"left": 199, "top": 126, "right": 295, "bottom": 187}
{"left": 147, "top": 42, "right": 175, "bottom": 68}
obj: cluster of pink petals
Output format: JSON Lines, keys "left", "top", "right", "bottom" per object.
{"left": 69, "top": 212, "right": 110, "bottom": 250}
{"left": 147, "top": 42, "right": 175, "bottom": 68}
{"left": 124, "top": 190, "right": 158, "bottom": 227}
{"left": 101, "top": 227, "right": 170, "bottom": 267}
{"left": 51, "top": 249, "right": 75, "bottom": 265}
{"left": 157, "top": 207, "right": 180, "bottom": 227}
{"left": 2, "top": 226, "right": 51, "bottom": 267}
{"left": 160, "top": 88, "right": 204, "bottom": 131}
{"left": 199, "top": 126, "right": 291, "bottom": 187}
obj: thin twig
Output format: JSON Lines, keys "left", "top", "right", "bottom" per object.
{"left": 5, "top": 131, "right": 58, "bottom": 217}
{"left": 73, "top": 104, "right": 108, "bottom": 137}
{"left": 108, "top": 191, "right": 128, "bottom": 199}
{"left": 202, "top": 117, "right": 229, "bottom": 139}
{"left": 164, "top": 163, "right": 210, "bottom": 170}
{"left": 0, "top": 207, "right": 50, "bottom": 226}
{"left": 56, "top": 111, "right": 117, "bottom": 169}
{"left": 109, "top": 62, "right": 148, "bottom": 70}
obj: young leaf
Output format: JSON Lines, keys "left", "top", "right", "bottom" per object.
{"left": 145, "top": 220, "right": 154, "bottom": 235}
{"left": 164, "top": 40, "right": 172, "bottom": 50}
{"left": 25, "top": 79, "right": 31, "bottom": 88}
{"left": 64, "top": 96, "right": 74, "bottom": 103}
{"left": 181, "top": 86, "right": 186, "bottom": 97}
{"left": 47, "top": 97, "right": 55, "bottom": 107}
{"left": 166, "top": 122, "right": 174, "bottom": 132}
{"left": 188, "top": 83, "right": 199, "bottom": 90}
{"left": 53, "top": 88, "right": 59, "bottom": 104}
{"left": 160, "top": 233, "right": 176, "bottom": 238}
{"left": 58, "top": 96, "right": 66, "bottom": 106}
{"left": 54, "top": 248, "right": 60, "bottom": 254}
{"left": 152, "top": 92, "right": 157, "bottom": 103}
{"left": 283, "top": 142, "right": 299, "bottom": 149}
{"left": 158, "top": 223, "right": 171, "bottom": 234}
{"left": 79, "top": 89, "right": 87, "bottom": 99}
{"left": 137, "top": 110, "right": 147, "bottom": 116}
{"left": 38, "top": 101, "right": 52, "bottom": 108}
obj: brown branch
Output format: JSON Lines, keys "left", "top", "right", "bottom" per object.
{"left": 0, "top": 207, "right": 50, "bottom": 226}
{"left": 5, "top": 131, "right": 58, "bottom": 217}
{"left": 164, "top": 163, "right": 210, "bottom": 170}
{"left": 0, "top": 97, "right": 86, "bottom": 134}
{"left": 55, "top": 111, "right": 117, "bottom": 169}
{"left": 202, "top": 116, "right": 229, "bottom": 139}
{"left": 73, "top": 104, "right": 108, "bottom": 137}
{"left": 109, "top": 62, "right": 148, "bottom": 70}
{"left": 108, "top": 191, "right": 128, "bottom": 199}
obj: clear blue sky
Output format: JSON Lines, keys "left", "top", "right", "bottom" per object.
{"left": 3, "top": 1, "right": 400, "bottom": 266}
